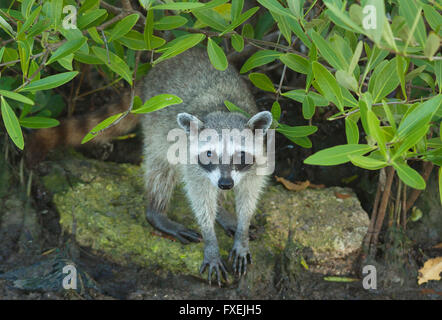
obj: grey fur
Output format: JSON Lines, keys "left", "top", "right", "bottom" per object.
{"left": 138, "top": 48, "right": 271, "bottom": 284}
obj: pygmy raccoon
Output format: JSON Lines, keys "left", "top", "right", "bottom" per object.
{"left": 26, "top": 48, "right": 273, "bottom": 285}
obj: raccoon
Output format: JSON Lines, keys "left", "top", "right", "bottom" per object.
{"left": 26, "top": 48, "right": 273, "bottom": 285}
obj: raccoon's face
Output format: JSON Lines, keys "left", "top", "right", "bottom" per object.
{"left": 177, "top": 111, "right": 272, "bottom": 190}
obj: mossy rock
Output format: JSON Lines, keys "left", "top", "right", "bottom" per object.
{"left": 42, "top": 158, "right": 369, "bottom": 280}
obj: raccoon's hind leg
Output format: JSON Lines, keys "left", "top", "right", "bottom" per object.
{"left": 216, "top": 207, "right": 257, "bottom": 239}
{"left": 229, "top": 175, "right": 267, "bottom": 276}
{"left": 183, "top": 170, "right": 228, "bottom": 286}
{"left": 144, "top": 156, "right": 201, "bottom": 244}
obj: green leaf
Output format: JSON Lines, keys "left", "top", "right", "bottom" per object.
{"left": 323, "top": 0, "right": 365, "bottom": 34}
{"left": 302, "top": 95, "right": 315, "bottom": 120}
{"left": 193, "top": 0, "right": 229, "bottom": 11}
{"left": 363, "top": 0, "right": 385, "bottom": 44}
{"left": 439, "top": 167, "right": 442, "bottom": 204}
{"left": 392, "top": 124, "right": 429, "bottom": 161}
{"left": 224, "top": 100, "right": 250, "bottom": 117}
{"left": 367, "top": 110, "right": 388, "bottom": 159}
{"left": 396, "top": 55, "right": 407, "bottom": 99}
{"left": 423, "top": 4, "right": 442, "bottom": 35}
{"left": 287, "top": 0, "right": 302, "bottom": 18}
{"left": 74, "top": 52, "right": 104, "bottom": 64}
{"left": 280, "top": 53, "right": 309, "bottom": 74}
{"left": 369, "top": 58, "right": 400, "bottom": 103}
{"left": 231, "top": 34, "right": 244, "bottom": 52}
{"left": 382, "top": 100, "right": 397, "bottom": 132}
{"left": 0, "top": 90, "right": 34, "bottom": 105}
{"left": 312, "top": 62, "right": 344, "bottom": 111}
{"left": 82, "top": 112, "right": 123, "bottom": 144}
{"left": 270, "top": 12, "right": 292, "bottom": 45}
{"left": 144, "top": 9, "right": 154, "bottom": 50}
{"left": 424, "top": 32, "right": 440, "bottom": 60}
{"left": 21, "top": 0, "right": 36, "bottom": 18}
{"left": 119, "top": 30, "right": 165, "bottom": 50}
{"left": 154, "top": 15, "right": 188, "bottom": 30}
{"left": 221, "top": 6, "right": 259, "bottom": 35}
{"left": 304, "top": 144, "right": 374, "bottom": 166}
{"left": 241, "top": 23, "right": 254, "bottom": 38}
{"left": 46, "top": 37, "right": 87, "bottom": 65}
{"left": 132, "top": 94, "right": 183, "bottom": 114}
{"left": 286, "top": 16, "right": 312, "bottom": 48}
{"left": 336, "top": 70, "right": 358, "bottom": 92}
{"left": 393, "top": 160, "right": 426, "bottom": 190}
{"left": 435, "top": 60, "right": 442, "bottom": 94}
{"left": 0, "top": 14, "right": 14, "bottom": 37}
{"left": 382, "top": 18, "right": 398, "bottom": 52}
{"left": 231, "top": 0, "right": 244, "bottom": 21}
{"left": 193, "top": 8, "right": 228, "bottom": 31}
{"left": 348, "top": 155, "right": 387, "bottom": 170}
{"left": 108, "top": 14, "right": 139, "bottom": 42}
{"left": 287, "top": 136, "right": 312, "bottom": 148}
{"left": 154, "top": 33, "right": 206, "bottom": 65}
{"left": 240, "top": 50, "right": 281, "bottom": 73}
{"left": 397, "top": 95, "right": 442, "bottom": 140}
{"left": 282, "top": 90, "right": 329, "bottom": 106}
{"left": 207, "top": 38, "right": 228, "bottom": 71}
{"left": 77, "top": 9, "right": 107, "bottom": 30}
{"left": 79, "top": 0, "right": 100, "bottom": 14}
{"left": 277, "top": 124, "right": 318, "bottom": 137}
{"left": 19, "top": 117, "right": 60, "bottom": 128}
{"left": 399, "top": 0, "right": 427, "bottom": 47}
{"left": 152, "top": 3, "right": 205, "bottom": 10}
{"left": 256, "top": 0, "right": 295, "bottom": 19}
{"left": 19, "top": 72, "right": 79, "bottom": 92}
{"left": 310, "top": 30, "right": 347, "bottom": 71}
{"left": 323, "top": 276, "right": 359, "bottom": 283}
{"left": 92, "top": 46, "right": 133, "bottom": 85}
{"left": 345, "top": 117, "right": 359, "bottom": 144}
{"left": 19, "top": 5, "right": 41, "bottom": 36}
{"left": 349, "top": 41, "right": 363, "bottom": 75}
{"left": 88, "top": 27, "right": 104, "bottom": 44}
{"left": 0, "top": 46, "right": 5, "bottom": 63}
{"left": 27, "top": 18, "right": 51, "bottom": 38}
{"left": 248, "top": 72, "right": 275, "bottom": 92}
{"left": 271, "top": 101, "right": 281, "bottom": 121}
{"left": 1, "top": 97, "right": 24, "bottom": 150}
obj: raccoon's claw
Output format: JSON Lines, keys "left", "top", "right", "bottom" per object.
{"left": 229, "top": 246, "right": 252, "bottom": 277}
{"left": 146, "top": 210, "right": 201, "bottom": 244}
{"left": 175, "top": 228, "right": 202, "bottom": 244}
{"left": 199, "top": 255, "right": 228, "bottom": 287}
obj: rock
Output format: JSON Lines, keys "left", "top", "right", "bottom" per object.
{"left": 40, "top": 158, "right": 369, "bottom": 287}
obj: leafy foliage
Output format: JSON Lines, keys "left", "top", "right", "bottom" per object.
{"left": 0, "top": 0, "right": 441, "bottom": 202}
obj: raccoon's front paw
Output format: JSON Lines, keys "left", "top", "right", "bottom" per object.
{"left": 229, "top": 242, "right": 252, "bottom": 277}
{"left": 199, "top": 248, "right": 228, "bottom": 287}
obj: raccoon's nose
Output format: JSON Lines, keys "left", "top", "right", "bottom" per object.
{"left": 218, "top": 178, "right": 234, "bottom": 190}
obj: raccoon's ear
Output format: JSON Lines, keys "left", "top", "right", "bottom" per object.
{"left": 247, "top": 111, "right": 273, "bottom": 134}
{"left": 177, "top": 113, "right": 204, "bottom": 134}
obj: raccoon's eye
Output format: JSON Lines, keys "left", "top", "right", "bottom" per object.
{"left": 207, "top": 150, "right": 212, "bottom": 158}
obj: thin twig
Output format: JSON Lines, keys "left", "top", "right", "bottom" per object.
{"left": 363, "top": 171, "right": 383, "bottom": 250}
{"left": 329, "top": 96, "right": 438, "bottom": 121}
{"left": 13, "top": 49, "right": 50, "bottom": 92}
{"left": 91, "top": 51, "right": 141, "bottom": 135}
{"left": 370, "top": 166, "right": 395, "bottom": 255}
{"left": 75, "top": 76, "right": 123, "bottom": 100}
